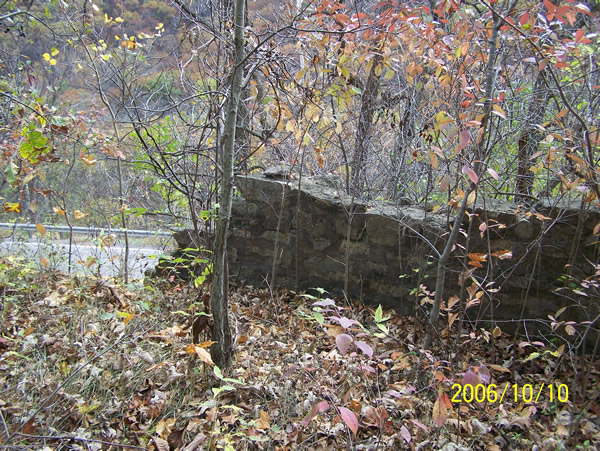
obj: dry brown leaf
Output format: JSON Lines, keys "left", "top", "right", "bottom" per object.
{"left": 188, "top": 344, "right": 214, "bottom": 366}
{"left": 152, "top": 437, "right": 169, "bottom": 451}
{"left": 256, "top": 410, "right": 270, "bottom": 429}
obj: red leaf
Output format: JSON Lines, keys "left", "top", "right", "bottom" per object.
{"left": 519, "top": 12, "right": 530, "bottom": 26}
{"left": 479, "top": 364, "right": 491, "bottom": 384}
{"left": 543, "top": 0, "right": 556, "bottom": 13}
{"left": 336, "top": 333, "right": 353, "bottom": 355}
{"left": 487, "top": 167, "right": 499, "bottom": 180}
{"left": 463, "top": 369, "right": 481, "bottom": 386}
{"left": 440, "top": 391, "right": 452, "bottom": 408}
{"left": 354, "top": 341, "right": 373, "bottom": 359}
{"left": 334, "top": 13, "right": 350, "bottom": 24}
{"left": 300, "top": 401, "right": 329, "bottom": 427}
{"left": 457, "top": 130, "right": 470, "bottom": 152}
{"left": 409, "top": 418, "right": 429, "bottom": 432}
{"left": 21, "top": 417, "right": 39, "bottom": 435}
{"left": 462, "top": 165, "right": 479, "bottom": 185}
{"left": 334, "top": 316, "right": 356, "bottom": 329}
{"left": 338, "top": 406, "right": 359, "bottom": 435}
{"left": 440, "top": 175, "right": 450, "bottom": 193}
{"left": 400, "top": 424, "right": 412, "bottom": 443}
{"left": 479, "top": 222, "right": 487, "bottom": 237}
{"left": 575, "top": 29, "right": 583, "bottom": 42}
{"left": 432, "top": 396, "right": 448, "bottom": 427}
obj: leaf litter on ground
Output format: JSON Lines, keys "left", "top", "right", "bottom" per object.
{"left": 0, "top": 265, "right": 598, "bottom": 450}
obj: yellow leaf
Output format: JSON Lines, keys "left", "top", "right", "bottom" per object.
{"left": 4, "top": 202, "right": 22, "bottom": 214}
{"left": 74, "top": 210, "right": 87, "bottom": 220}
{"left": 53, "top": 206, "right": 66, "bottom": 216}
{"left": 51, "top": 47, "right": 59, "bottom": 56}
{"left": 115, "top": 17, "right": 124, "bottom": 23}
{"left": 256, "top": 410, "right": 271, "bottom": 429}
{"left": 492, "top": 104, "right": 506, "bottom": 119}
{"left": 78, "top": 402, "right": 101, "bottom": 414}
{"left": 117, "top": 311, "right": 135, "bottom": 325}
{"left": 197, "top": 340, "right": 217, "bottom": 348}
{"left": 466, "top": 190, "right": 476, "bottom": 206}
{"left": 155, "top": 22, "right": 164, "bottom": 30}
{"left": 36, "top": 223, "right": 46, "bottom": 236}
{"left": 102, "top": 54, "right": 111, "bottom": 61}
{"left": 191, "top": 344, "right": 214, "bottom": 366}
{"left": 81, "top": 154, "right": 97, "bottom": 166}
{"left": 303, "top": 133, "right": 310, "bottom": 146}
{"left": 104, "top": 13, "right": 111, "bottom": 23}
{"left": 156, "top": 417, "right": 176, "bottom": 438}
{"left": 49, "top": 59, "right": 57, "bottom": 66}
{"left": 43, "top": 53, "right": 51, "bottom": 61}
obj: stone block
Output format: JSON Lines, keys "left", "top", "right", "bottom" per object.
{"left": 366, "top": 214, "right": 400, "bottom": 246}
{"left": 334, "top": 215, "right": 367, "bottom": 240}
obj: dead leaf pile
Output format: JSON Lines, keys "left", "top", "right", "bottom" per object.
{"left": 0, "top": 267, "right": 598, "bottom": 449}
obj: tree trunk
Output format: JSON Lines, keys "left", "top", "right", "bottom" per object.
{"left": 210, "top": 0, "right": 246, "bottom": 370}
{"left": 423, "top": 3, "right": 510, "bottom": 349}
{"left": 350, "top": 53, "right": 382, "bottom": 197}
{"left": 516, "top": 71, "right": 549, "bottom": 199}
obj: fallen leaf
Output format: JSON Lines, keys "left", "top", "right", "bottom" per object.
{"left": 432, "top": 396, "right": 448, "bottom": 427}
{"left": 338, "top": 406, "right": 359, "bottom": 435}
{"left": 256, "top": 410, "right": 270, "bottom": 430}
{"left": 300, "top": 401, "right": 329, "bottom": 427}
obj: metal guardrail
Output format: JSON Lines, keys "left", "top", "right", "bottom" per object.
{"left": 0, "top": 223, "right": 173, "bottom": 238}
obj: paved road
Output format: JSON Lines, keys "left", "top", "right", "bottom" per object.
{"left": 0, "top": 239, "right": 169, "bottom": 280}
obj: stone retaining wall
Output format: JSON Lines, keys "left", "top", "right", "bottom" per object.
{"left": 177, "top": 173, "right": 600, "bottom": 324}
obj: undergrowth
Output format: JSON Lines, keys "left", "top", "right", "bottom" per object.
{"left": 0, "top": 261, "right": 598, "bottom": 450}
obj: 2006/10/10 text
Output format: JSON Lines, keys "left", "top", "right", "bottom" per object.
{"left": 451, "top": 383, "right": 569, "bottom": 404}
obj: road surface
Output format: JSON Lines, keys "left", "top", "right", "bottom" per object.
{"left": 0, "top": 238, "right": 170, "bottom": 280}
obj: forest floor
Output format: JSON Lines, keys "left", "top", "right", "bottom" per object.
{"left": 1, "top": 256, "right": 599, "bottom": 450}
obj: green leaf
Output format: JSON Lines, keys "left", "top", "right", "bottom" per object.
{"left": 313, "top": 312, "right": 324, "bottom": 325}
{"left": 19, "top": 132, "right": 49, "bottom": 163}
{"left": 303, "top": 133, "right": 311, "bottom": 146}
{"left": 524, "top": 352, "right": 540, "bottom": 362}
{"left": 377, "top": 323, "right": 389, "bottom": 334}
{"left": 212, "top": 385, "right": 236, "bottom": 397}
{"left": 172, "top": 310, "right": 190, "bottom": 316}
{"left": 375, "top": 305, "right": 383, "bottom": 322}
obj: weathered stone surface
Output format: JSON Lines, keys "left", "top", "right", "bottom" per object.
{"left": 169, "top": 173, "right": 600, "bottom": 327}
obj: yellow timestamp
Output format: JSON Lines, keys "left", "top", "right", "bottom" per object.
{"left": 451, "top": 383, "right": 569, "bottom": 404}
